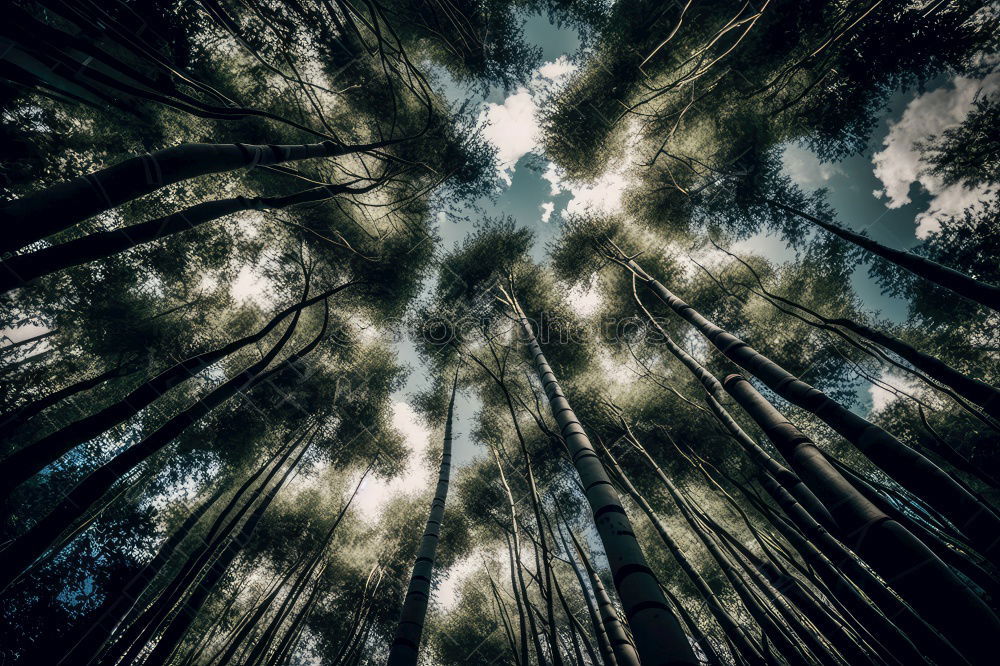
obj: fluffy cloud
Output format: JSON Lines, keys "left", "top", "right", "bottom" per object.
{"left": 564, "top": 169, "right": 629, "bottom": 216}
{"left": 534, "top": 154, "right": 632, "bottom": 224}
{"left": 536, "top": 55, "right": 577, "bottom": 83}
{"left": 480, "top": 88, "right": 540, "bottom": 185}
{"left": 540, "top": 201, "right": 555, "bottom": 223}
{"left": 542, "top": 161, "right": 564, "bottom": 195}
{"left": 782, "top": 144, "right": 844, "bottom": 187}
{"left": 479, "top": 58, "right": 579, "bottom": 185}
{"left": 873, "top": 73, "right": 999, "bottom": 238}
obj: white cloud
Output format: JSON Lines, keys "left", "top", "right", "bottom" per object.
{"left": 781, "top": 144, "right": 844, "bottom": 187}
{"left": 354, "top": 401, "right": 431, "bottom": 519}
{"left": 535, "top": 55, "right": 577, "bottom": 84}
{"left": 480, "top": 88, "right": 540, "bottom": 185}
{"left": 868, "top": 370, "right": 923, "bottom": 413}
{"left": 873, "top": 73, "right": 1000, "bottom": 238}
{"left": 558, "top": 119, "right": 640, "bottom": 218}
{"left": 479, "top": 58, "right": 579, "bottom": 186}
{"left": 540, "top": 201, "right": 555, "bottom": 223}
{"left": 564, "top": 170, "right": 629, "bottom": 216}
{"left": 542, "top": 162, "right": 565, "bottom": 195}
{"left": 536, "top": 154, "right": 631, "bottom": 222}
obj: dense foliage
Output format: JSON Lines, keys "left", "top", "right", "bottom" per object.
{"left": 1, "top": 1, "right": 997, "bottom": 665}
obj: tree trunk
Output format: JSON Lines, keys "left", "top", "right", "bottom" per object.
{"left": 696, "top": 505, "right": 879, "bottom": 666}
{"left": 623, "top": 430, "right": 823, "bottom": 665}
{"left": 56, "top": 481, "right": 228, "bottom": 666}
{"left": 661, "top": 582, "right": 725, "bottom": 666}
{"left": 551, "top": 567, "right": 600, "bottom": 666}
{"left": 618, "top": 252, "right": 1000, "bottom": 564}
{"left": 751, "top": 472, "right": 939, "bottom": 666}
{"left": 0, "top": 140, "right": 387, "bottom": 253}
{"left": 765, "top": 199, "right": 1000, "bottom": 312}
{"left": 0, "top": 281, "right": 351, "bottom": 499}
{"left": 705, "top": 394, "right": 837, "bottom": 533}
{"left": 0, "top": 361, "right": 138, "bottom": 437}
{"left": 267, "top": 567, "right": 326, "bottom": 666}
{"left": 555, "top": 520, "right": 618, "bottom": 666}
{"left": 725, "top": 373, "right": 1000, "bottom": 665}
{"left": 602, "top": 443, "right": 766, "bottom": 665}
{"left": 568, "top": 528, "right": 642, "bottom": 666}
{"left": 97, "top": 428, "right": 313, "bottom": 666}
{"left": 745, "top": 274, "right": 1000, "bottom": 414}
{"left": 140, "top": 432, "right": 314, "bottom": 666}
{"left": 468, "top": 344, "right": 565, "bottom": 664}
{"left": 0, "top": 298, "right": 327, "bottom": 591}
{"left": 831, "top": 460, "right": 1000, "bottom": 605}
{"left": 486, "top": 566, "right": 523, "bottom": 665}
{"left": 0, "top": 185, "right": 362, "bottom": 294}
{"left": 493, "top": 444, "right": 548, "bottom": 665}
{"left": 504, "top": 531, "right": 534, "bottom": 665}
{"left": 386, "top": 373, "right": 457, "bottom": 665}
{"left": 505, "top": 289, "right": 698, "bottom": 666}
{"left": 207, "top": 551, "right": 313, "bottom": 666}
{"left": 269, "top": 459, "right": 374, "bottom": 665}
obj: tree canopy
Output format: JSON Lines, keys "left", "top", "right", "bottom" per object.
{"left": 2, "top": 1, "right": 998, "bottom": 665}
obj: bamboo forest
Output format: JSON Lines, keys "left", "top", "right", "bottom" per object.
{"left": 3, "top": 0, "right": 1000, "bottom": 664}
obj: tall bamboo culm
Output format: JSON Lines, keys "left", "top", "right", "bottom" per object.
{"left": 501, "top": 285, "right": 699, "bottom": 666}
{"left": 386, "top": 371, "right": 459, "bottom": 665}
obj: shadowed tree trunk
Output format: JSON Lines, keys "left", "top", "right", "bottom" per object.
{"left": 486, "top": 566, "right": 523, "bottom": 665}
{"left": 94, "top": 426, "right": 316, "bottom": 666}
{"left": 705, "top": 421, "right": 952, "bottom": 665}
{"left": 0, "top": 361, "right": 139, "bottom": 438}
{"left": 244, "top": 457, "right": 373, "bottom": 666}
{"left": 140, "top": 430, "right": 315, "bottom": 666}
{"left": 466, "top": 341, "right": 567, "bottom": 662}
{"left": 551, "top": 566, "right": 595, "bottom": 665}
{"left": 502, "top": 285, "right": 699, "bottom": 666}
{"left": 720, "top": 252, "right": 1000, "bottom": 415}
{"left": 750, "top": 472, "right": 940, "bottom": 666}
{"left": 386, "top": 372, "right": 458, "bottom": 665}
{"left": 705, "top": 395, "right": 836, "bottom": 532}
{"left": 725, "top": 373, "right": 1000, "bottom": 665}
{"left": 831, "top": 459, "right": 1000, "bottom": 606}
{"left": 0, "top": 184, "right": 371, "bottom": 295}
{"left": 613, "top": 250, "right": 1000, "bottom": 565}
{"left": 205, "top": 548, "right": 315, "bottom": 666}
{"left": 619, "top": 425, "right": 824, "bottom": 665}
{"left": 0, "top": 281, "right": 352, "bottom": 499}
{"left": 631, "top": 275, "right": 836, "bottom": 532}
{"left": 660, "top": 581, "right": 726, "bottom": 666}
{"left": 601, "top": 441, "right": 766, "bottom": 665}
{"left": 56, "top": 481, "right": 229, "bottom": 666}
{"left": 0, "top": 140, "right": 391, "bottom": 254}
{"left": 555, "top": 520, "right": 618, "bottom": 666}
{"left": 0, "top": 297, "right": 329, "bottom": 591}
{"left": 566, "top": 527, "right": 640, "bottom": 666}
{"left": 693, "top": 500, "right": 880, "bottom": 666}
{"left": 765, "top": 199, "right": 1000, "bottom": 312}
